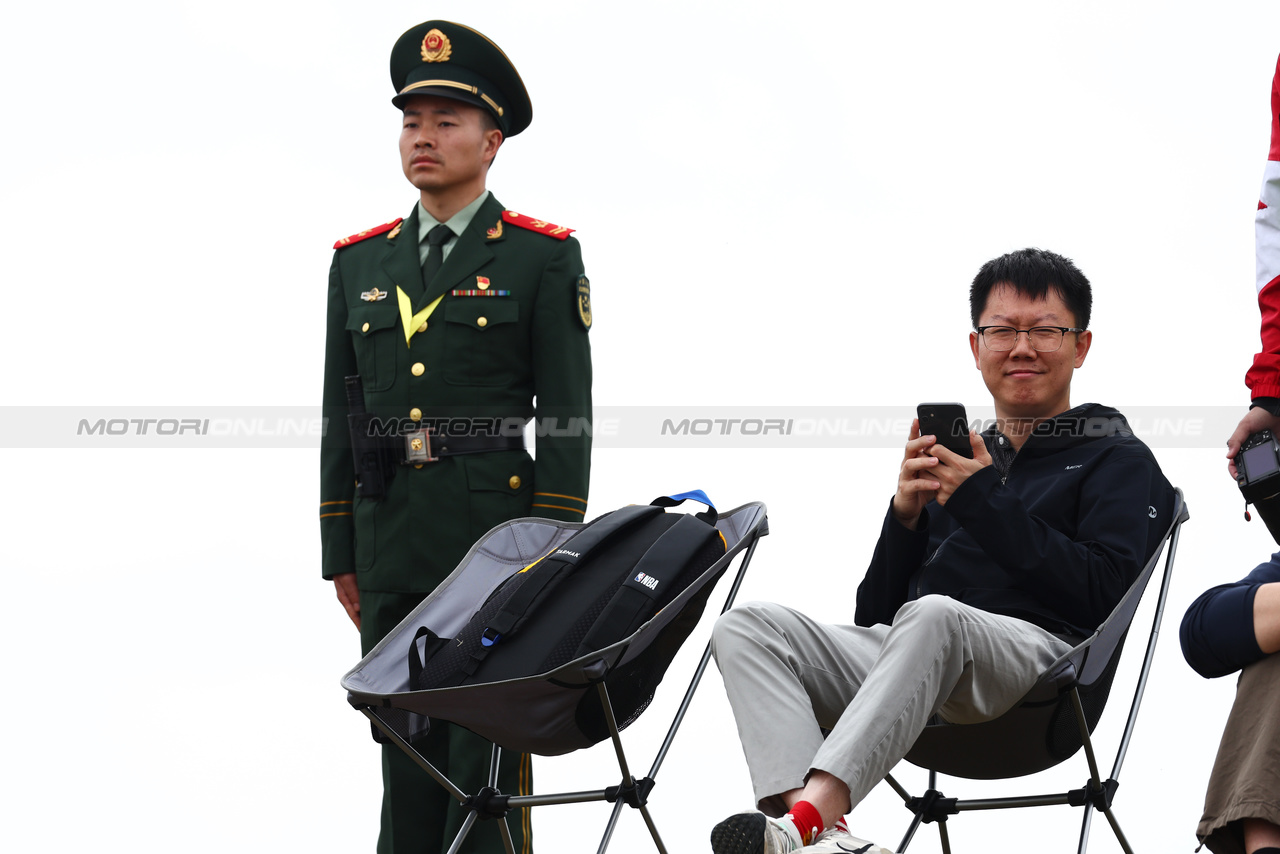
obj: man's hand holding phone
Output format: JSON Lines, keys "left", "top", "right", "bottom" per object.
{"left": 928, "top": 429, "right": 992, "bottom": 505}
{"left": 915, "top": 403, "right": 992, "bottom": 503}
{"left": 892, "top": 419, "right": 941, "bottom": 530}
{"left": 892, "top": 415, "right": 993, "bottom": 531}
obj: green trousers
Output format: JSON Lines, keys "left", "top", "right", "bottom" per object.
{"left": 362, "top": 590, "right": 532, "bottom": 854}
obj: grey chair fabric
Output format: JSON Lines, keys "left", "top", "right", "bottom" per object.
{"left": 342, "top": 502, "right": 768, "bottom": 755}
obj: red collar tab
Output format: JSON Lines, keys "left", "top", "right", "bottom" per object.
{"left": 501, "top": 210, "right": 574, "bottom": 240}
{"left": 333, "top": 217, "right": 404, "bottom": 250}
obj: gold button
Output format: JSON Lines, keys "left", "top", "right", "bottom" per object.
{"left": 478, "top": 280, "right": 489, "bottom": 290}
{"left": 361, "top": 322, "right": 370, "bottom": 333}
{"left": 411, "top": 362, "right": 425, "bottom": 376}
{"left": 409, "top": 408, "right": 422, "bottom": 421}
{"left": 508, "top": 475, "right": 521, "bottom": 490}
{"left": 417, "top": 322, "right": 428, "bottom": 333}
{"left": 414, "top": 463, "right": 424, "bottom": 469}
{"left": 477, "top": 316, "right": 488, "bottom": 328}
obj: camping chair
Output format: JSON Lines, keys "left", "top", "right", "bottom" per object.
{"left": 342, "top": 499, "right": 769, "bottom": 854}
{"left": 885, "top": 487, "right": 1188, "bottom": 854}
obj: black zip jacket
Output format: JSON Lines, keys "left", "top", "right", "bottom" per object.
{"left": 855, "top": 403, "right": 1176, "bottom": 639}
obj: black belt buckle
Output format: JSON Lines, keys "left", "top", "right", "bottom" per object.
{"left": 404, "top": 428, "right": 437, "bottom": 464}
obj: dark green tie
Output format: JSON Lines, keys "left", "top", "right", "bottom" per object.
{"left": 422, "top": 223, "right": 453, "bottom": 287}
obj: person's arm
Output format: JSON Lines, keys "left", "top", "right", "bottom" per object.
{"left": 529, "top": 236, "right": 592, "bottom": 523}
{"left": 320, "top": 251, "right": 360, "bottom": 627}
{"left": 855, "top": 500, "right": 932, "bottom": 627}
{"left": 1179, "top": 564, "right": 1280, "bottom": 677}
{"left": 941, "top": 446, "right": 1170, "bottom": 633}
{"left": 334, "top": 572, "right": 361, "bottom": 631}
{"left": 1254, "top": 581, "right": 1280, "bottom": 654}
{"left": 1233, "top": 54, "right": 1280, "bottom": 472}
{"left": 855, "top": 420, "right": 950, "bottom": 626}
{"left": 1227, "top": 405, "right": 1280, "bottom": 477}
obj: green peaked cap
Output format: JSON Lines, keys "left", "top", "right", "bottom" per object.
{"left": 390, "top": 20, "right": 532, "bottom": 137}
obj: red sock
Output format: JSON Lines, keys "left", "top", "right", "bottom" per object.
{"left": 784, "top": 800, "right": 824, "bottom": 845}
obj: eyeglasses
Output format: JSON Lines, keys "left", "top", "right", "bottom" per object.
{"left": 975, "top": 326, "right": 1085, "bottom": 352}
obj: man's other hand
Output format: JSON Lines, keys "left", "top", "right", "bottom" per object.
{"left": 892, "top": 419, "right": 942, "bottom": 530}
{"left": 1227, "top": 407, "right": 1280, "bottom": 478}
{"left": 928, "top": 430, "right": 993, "bottom": 507}
{"left": 335, "top": 573, "right": 361, "bottom": 630}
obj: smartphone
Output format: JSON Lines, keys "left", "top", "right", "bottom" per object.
{"left": 917, "top": 402, "right": 973, "bottom": 459}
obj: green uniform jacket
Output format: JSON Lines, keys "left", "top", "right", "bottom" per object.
{"left": 320, "top": 194, "right": 592, "bottom": 592}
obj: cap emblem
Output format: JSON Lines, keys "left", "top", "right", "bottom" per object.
{"left": 421, "top": 29, "right": 452, "bottom": 63}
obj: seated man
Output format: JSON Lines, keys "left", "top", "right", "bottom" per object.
{"left": 709, "top": 248, "right": 1176, "bottom": 853}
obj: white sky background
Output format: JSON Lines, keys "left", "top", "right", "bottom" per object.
{"left": 3, "top": 1, "right": 1280, "bottom": 851}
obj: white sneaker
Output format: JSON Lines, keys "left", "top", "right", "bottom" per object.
{"left": 802, "top": 825, "right": 894, "bottom": 853}
{"left": 710, "top": 811, "right": 806, "bottom": 854}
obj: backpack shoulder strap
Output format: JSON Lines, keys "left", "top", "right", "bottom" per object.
{"left": 473, "top": 504, "right": 664, "bottom": 654}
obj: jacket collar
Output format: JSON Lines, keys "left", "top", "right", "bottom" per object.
{"left": 380, "top": 205, "right": 425, "bottom": 306}
{"left": 989, "top": 403, "right": 1132, "bottom": 455}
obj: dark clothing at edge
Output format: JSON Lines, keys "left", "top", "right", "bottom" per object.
{"left": 1181, "top": 557, "right": 1279, "bottom": 678}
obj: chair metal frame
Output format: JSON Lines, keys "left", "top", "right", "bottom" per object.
{"left": 885, "top": 489, "right": 1189, "bottom": 854}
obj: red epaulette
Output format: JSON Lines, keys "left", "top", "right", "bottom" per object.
{"left": 501, "top": 210, "right": 575, "bottom": 240}
{"left": 333, "top": 217, "right": 404, "bottom": 250}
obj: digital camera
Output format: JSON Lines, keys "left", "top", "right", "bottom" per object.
{"left": 1236, "top": 430, "right": 1280, "bottom": 500}
{"left": 1235, "top": 430, "right": 1280, "bottom": 543}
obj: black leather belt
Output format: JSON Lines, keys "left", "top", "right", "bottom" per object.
{"left": 398, "top": 430, "right": 525, "bottom": 465}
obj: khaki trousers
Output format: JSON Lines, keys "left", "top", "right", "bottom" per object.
{"left": 1198, "top": 652, "right": 1280, "bottom": 854}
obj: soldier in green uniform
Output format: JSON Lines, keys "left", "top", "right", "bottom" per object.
{"left": 320, "top": 20, "right": 592, "bottom": 854}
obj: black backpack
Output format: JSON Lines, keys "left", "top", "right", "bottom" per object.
{"left": 408, "top": 494, "right": 727, "bottom": 741}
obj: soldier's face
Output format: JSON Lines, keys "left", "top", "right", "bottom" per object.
{"left": 399, "top": 95, "right": 502, "bottom": 196}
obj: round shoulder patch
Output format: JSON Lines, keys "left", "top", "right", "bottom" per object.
{"left": 576, "top": 275, "right": 592, "bottom": 331}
